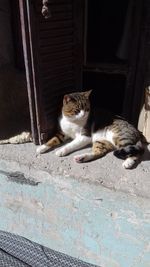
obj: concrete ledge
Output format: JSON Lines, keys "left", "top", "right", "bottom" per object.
{"left": 0, "top": 143, "right": 150, "bottom": 198}
{"left": 0, "top": 153, "right": 150, "bottom": 266}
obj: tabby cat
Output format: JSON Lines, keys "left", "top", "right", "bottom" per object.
{"left": 36, "top": 90, "right": 144, "bottom": 169}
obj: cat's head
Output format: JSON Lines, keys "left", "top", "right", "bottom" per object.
{"left": 62, "top": 90, "right": 92, "bottom": 121}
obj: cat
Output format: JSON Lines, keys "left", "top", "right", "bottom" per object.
{"left": 36, "top": 90, "right": 144, "bottom": 169}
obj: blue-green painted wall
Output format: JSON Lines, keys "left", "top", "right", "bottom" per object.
{"left": 0, "top": 169, "right": 150, "bottom": 267}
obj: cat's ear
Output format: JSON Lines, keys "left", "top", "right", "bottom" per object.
{"left": 63, "top": 94, "right": 72, "bottom": 103}
{"left": 81, "top": 90, "right": 92, "bottom": 98}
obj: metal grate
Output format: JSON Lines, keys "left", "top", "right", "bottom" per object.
{"left": 0, "top": 231, "right": 100, "bottom": 267}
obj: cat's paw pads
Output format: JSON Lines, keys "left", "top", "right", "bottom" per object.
{"left": 122, "top": 158, "right": 135, "bottom": 169}
{"left": 55, "top": 148, "right": 68, "bottom": 157}
{"left": 74, "top": 155, "right": 86, "bottom": 163}
{"left": 36, "top": 144, "right": 49, "bottom": 155}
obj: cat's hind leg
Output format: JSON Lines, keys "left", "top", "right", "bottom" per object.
{"left": 114, "top": 141, "right": 144, "bottom": 169}
{"left": 36, "top": 133, "right": 65, "bottom": 154}
{"left": 74, "top": 140, "right": 114, "bottom": 163}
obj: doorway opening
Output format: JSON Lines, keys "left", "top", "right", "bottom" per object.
{"left": 83, "top": 0, "right": 137, "bottom": 115}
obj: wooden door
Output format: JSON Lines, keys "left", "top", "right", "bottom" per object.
{"left": 19, "top": 0, "right": 83, "bottom": 144}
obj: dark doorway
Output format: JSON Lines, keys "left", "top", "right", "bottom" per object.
{"left": 83, "top": 0, "right": 141, "bottom": 116}
{"left": 83, "top": 72, "right": 126, "bottom": 114}
{"left": 17, "top": 0, "right": 145, "bottom": 144}
{"left": 86, "top": 0, "right": 129, "bottom": 64}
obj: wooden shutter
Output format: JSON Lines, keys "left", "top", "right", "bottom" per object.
{"left": 19, "top": 0, "right": 83, "bottom": 144}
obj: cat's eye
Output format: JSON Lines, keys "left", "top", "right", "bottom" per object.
{"left": 75, "top": 109, "right": 80, "bottom": 114}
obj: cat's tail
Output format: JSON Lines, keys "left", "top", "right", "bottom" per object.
{"left": 113, "top": 140, "right": 144, "bottom": 169}
{"left": 0, "top": 132, "right": 32, "bottom": 144}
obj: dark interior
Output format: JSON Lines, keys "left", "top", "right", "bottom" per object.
{"left": 83, "top": 0, "right": 131, "bottom": 115}
{"left": 86, "top": 0, "right": 129, "bottom": 63}
{"left": 83, "top": 72, "right": 126, "bottom": 114}
{"left": 0, "top": 0, "right": 30, "bottom": 140}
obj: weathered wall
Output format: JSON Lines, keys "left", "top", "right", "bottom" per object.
{"left": 0, "top": 66, "right": 30, "bottom": 138}
{"left": 0, "top": 0, "right": 30, "bottom": 138}
{"left": 138, "top": 87, "right": 150, "bottom": 142}
{"left": 0, "top": 158, "right": 149, "bottom": 267}
{"left": 0, "top": 0, "right": 14, "bottom": 67}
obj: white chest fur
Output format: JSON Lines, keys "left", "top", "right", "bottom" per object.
{"left": 60, "top": 116, "right": 84, "bottom": 139}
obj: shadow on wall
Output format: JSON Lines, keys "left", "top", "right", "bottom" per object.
{"left": 0, "top": 1, "right": 30, "bottom": 140}
{"left": 0, "top": 65, "right": 30, "bottom": 139}
{"left": 0, "top": 0, "right": 14, "bottom": 67}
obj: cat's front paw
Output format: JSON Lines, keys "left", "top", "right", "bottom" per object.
{"left": 74, "top": 153, "right": 93, "bottom": 163}
{"left": 55, "top": 147, "right": 68, "bottom": 157}
{"left": 74, "top": 154, "right": 86, "bottom": 163}
{"left": 36, "top": 144, "right": 49, "bottom": 155}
